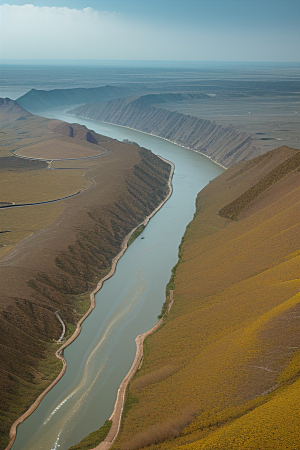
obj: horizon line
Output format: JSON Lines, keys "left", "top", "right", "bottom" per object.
{"left": 1, "top": 59, "right": 300, "bottom": 66}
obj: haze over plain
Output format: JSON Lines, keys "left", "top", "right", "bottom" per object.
{"left": 0, "top": 0, "right": 300, "bottom": 449}
{"left": 1, "top": 0, "right": 300, "bottom": 62}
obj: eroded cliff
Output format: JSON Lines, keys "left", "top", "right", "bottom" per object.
{"left": 70, "top": 96, "right": 262, "bottom": 168}
{"left": 0, "top": 101, "right": 171, "bottom": 449}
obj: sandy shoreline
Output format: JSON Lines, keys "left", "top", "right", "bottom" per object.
{"left": 93, "top": 290, "right": 174, "bottom": 450}
{"left": 5, "top": 156, "right": 174, "bottom": 450}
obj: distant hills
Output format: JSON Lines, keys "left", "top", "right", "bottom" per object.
{"left": 15, "top": 85, "right": 284, "bottom": 168}
{"left": 16, "top": 85, "right": 130, "bottom": 112}
{"left": 0, "top": 97, "right": 32, "bottom": 120}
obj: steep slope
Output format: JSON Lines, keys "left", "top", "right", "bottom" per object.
{"left": 69, "top": 96, "right": 261, "bottom": 168}
{"left": 0, "top": 98, "right": 32, "bottom": 121}
{"left": 48, "top": 120, "right": 112, "bottom": 145}
{"left": 115, "top": 145, "right": 300, "bottom": 450}
{"left": 0, "top": 102, "right": 171, "bottom": 449}
{"left": 16, "top": 85, "right": 130, "bottom": 113}
{"left": 139, "top": 93, "right": 211, "bottom": 105}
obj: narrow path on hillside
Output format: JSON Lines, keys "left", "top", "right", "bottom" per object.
{"left": 0, "top": 148, "right": 110, "bottom": 209}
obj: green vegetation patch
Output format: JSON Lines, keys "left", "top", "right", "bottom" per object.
{"left": 73, "top": 292, "right": 91, "bottom": 316}
{"left": 158, "top": 236, "right": 185, "bottom": 319}
{"left": 219, "top": 150, "right": 300, "bottom": 220}
{"left": 67, "top": 420, "right": 112, "bottom": 450}
{"left": 64, "top": 322, "right": 76, "bottom": 341}
{"left": 128, "top": 224, "right": 145, "bottom": 246}
{"left": 123, "top": 390, "right": 140, "bottom": 420}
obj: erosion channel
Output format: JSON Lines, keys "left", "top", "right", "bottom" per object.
{"left": 11, "top": 114, "right": 223, "bottom": 450}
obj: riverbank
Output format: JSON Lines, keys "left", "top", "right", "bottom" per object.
{"left": 100, "top": 121, "right": 228, "bottom": 170}
{"left": 5, "top": 157, "right": 174, "bottom": 450}
{"left": 66, "top": 114, "right": 227, "bottom": 170}
{"left": 93, "top": 290, "right": 174, "bottom": 450}
{"left": 114, "top": 146, "right": 300, "bottom": 450}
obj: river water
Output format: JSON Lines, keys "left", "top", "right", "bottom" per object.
{"left": 11, "top": 114, "right": 223, "bottom": 450}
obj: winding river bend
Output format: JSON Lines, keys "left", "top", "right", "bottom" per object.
{"left": 11, "top": 114, "right": 223, "bottom": 450}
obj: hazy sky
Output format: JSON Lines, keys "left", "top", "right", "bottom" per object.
{"left": 1, "top": 0, "right": 299, "bottom": 62}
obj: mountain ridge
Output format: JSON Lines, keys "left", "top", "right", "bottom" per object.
{"left": 16, "top": 85, "right": 131, "bottom": 112}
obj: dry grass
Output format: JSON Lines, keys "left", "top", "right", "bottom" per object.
{"left": 115, "top": 146, "right": 300, "bottom": 450}
{"left": 131, "top": 365, "right": 180, "bottom": 390}
{"left": 121, "top": 407, "right": 197, "bottom": 450}
{"left": 0, "top": 202, "right": 65, "bottom": 259}
{"left": 14, "top": 138, "right": 105, "bottom": 160}
{"left": 0, "top": 169, "right": 91, "bottom": 203}
{"left": 219, "top": 150, "right": 300, "bottom": 220}
{"left": 174, "top": 379, "right": 300, "bottom": 450}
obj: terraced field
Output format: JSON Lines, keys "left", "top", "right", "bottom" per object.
{"left": 115, "top": 145, "right": 300, "bottom": 450}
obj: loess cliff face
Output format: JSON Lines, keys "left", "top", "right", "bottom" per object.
{"left": 115, "top": 145, "right": 300, "bottom": 450}
{"left": 70, "top": 96, "right": 262, "bottom": 168}
{"left": 0, "top": 101, "right": 171, "bottom": 449}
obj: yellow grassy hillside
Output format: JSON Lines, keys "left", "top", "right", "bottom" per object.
{"left": 115, "top": 146, "right": 300, "bottom": 450}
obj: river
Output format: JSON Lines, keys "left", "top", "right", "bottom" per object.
{"left": 11, "top": 113, "right": 223, "bottom": 450}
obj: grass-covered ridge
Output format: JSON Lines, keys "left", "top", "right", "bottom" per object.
{"left": 114, "top": 145, "right": 300, "bottom": 450}
{"left": 219, "top": 148, "right": 300, "bottom": 220}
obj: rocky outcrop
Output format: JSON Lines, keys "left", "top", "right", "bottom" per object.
{"left": 69, "top": 96, "right": 262, "bottom": 168}
{"left": 48, "top": 121, "right": 111, "bottom": 145}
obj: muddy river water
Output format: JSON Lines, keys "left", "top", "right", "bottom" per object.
{"left": 12, "top": 115, "right": 223, "bottom": 450}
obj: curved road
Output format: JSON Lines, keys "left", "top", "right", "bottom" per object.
{"left": 0, "top": 152, "right": 105, "bottom": 209}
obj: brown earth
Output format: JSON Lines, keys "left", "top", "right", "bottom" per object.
{"left": 0, "top": 100, "right": 171, "bottom": 449}
{"left": 14, "top": 138, "right": 107, "bottom": 160}
{"left": 48, "top": 121, "right": 112, "bottom": 144}
{"left": 114, "top": 145, "right": 300, "bottom": 450}
{"left": 0, "top": 98, "right": 31, "bottom": 122}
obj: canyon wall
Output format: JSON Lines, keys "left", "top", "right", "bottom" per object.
{"left": 0, "top": 102, "right": 171, "bottom": 448}
{"left": 70, "top": 96, "right": 263, "bottom": 167}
